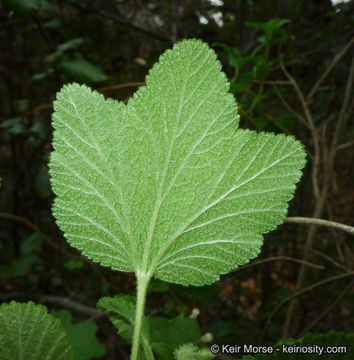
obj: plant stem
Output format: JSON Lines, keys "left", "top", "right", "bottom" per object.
{"left": 143, "top": 338, "right": 155, "bottom": 360}
{"left": 131, "top": 271, "right": 150, "bottom": 360}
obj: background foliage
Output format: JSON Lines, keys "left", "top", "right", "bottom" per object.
{"left": 1, "top": 0, "right": 353, "bottom": 359}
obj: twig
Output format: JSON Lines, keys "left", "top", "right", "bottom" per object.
{"left": 259, "top": 271, "right": 354, "bottom": 343}
{"left": 307, "top": 37, "right": 354, "bottom": 103}
{"left": 261, "top": 80, "right": 292, "bottom": 86}
{"left": 264, "top": 113, "right": 292, "bottom": 135}
{"left": 286, "top": 217, "right": 354, "bottom": 236}
{"left": 0, "top": 212, "right": 42, "bottom": 234}
{"left": 272, "top": 84, "right": 309, "bottom": 129}
{"left": 21, "top": 103, "right": 52, "bottom": 118}
{"left": 21, "top": 82, "right": 144, "bottom": 118}
{"left": 0, "top": 212, "right": 83, "bottom": 261}
{"left": 283, "top": 51, "right": 354, "bottom": 338}
{"left": 328, "top": 53, "right": 354, "bottom": 171}
{"left": 40, "top": 295, "right": 99, "bottom": 316}
{"left": 63, "top": 0, "right": 171, "bottom": 42}
{"left": 233, "top": 256, "right": 324, "bottom": 272}
{"left": 299, "top": 246, "right": 350, "bottom": 273}
{"left": 280, "top": 61, "right": 320, "bottom": 199}
{"left": 337, "top": 139, "right": 354, "bottom": 151}
{"left": 99, "top": 82, "right": 145, "bottom": 93}
{"left": 0, "top": 292, "right": 100, "bottom": 317}
{"left": 299, "top": 278, "right": 354, "bottom": 336}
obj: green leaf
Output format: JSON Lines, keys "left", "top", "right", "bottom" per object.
{"left": 97, "top": 294, "right": 150, "bottom": 343}
{"left": 12, "top": 98, "right": 30, "bottom": 114}
{"left": 241, "top": 331, "right": 354, "bottom": 360}
{"left": 247, "top": 19, "right": 292, "bottom": 46}
{"left": 275, "top": 113, "right": 297, "bottom": 130}
{"left": 52, "top": 310, "right": 105, "bottom": 360}
{"left": 213, "top": 43, "right": 256, "bottom": 71}
{"left": 0, "top": 254, "right": 39, "bottom": 278}
{"left": 247, "top": 19, "right": 290, "bottom": 33}
{"left": 57, "top": 38, "right": 84, "bottom": 53}
{"left": 253, "top": 60, "right": 270, "bottom": 80}
{"left": 49, "top": 39, "right": 306, "bottom": 287}
{"left": 1, "top": 117, "right": 27, "bottom": 136}
{"left": 21, "top": 233, "right": 43, "bottom": 255}
{"left": 30, "top": 122, "right": 51, "bottom": 140}
{"left": 174, "top": 343, "right": 214, "bottom": 360}
{"left": 151, "top": 343, "right": 173, "bottom": 360}
{"left": 0, "top": 301, "right": 74, "bottom": 360}
{"left": 230, "top": 72, "right": 254, "bottom": 93}
{"left": 149, "top": 317, "right": 201, "bottom": 350}
{"left": 58, "top": 55, "right": 107, "bottom": 84}
{"left": 64, "top": 259, "right": 84, "bottom": 271}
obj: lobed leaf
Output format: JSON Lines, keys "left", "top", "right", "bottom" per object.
{"left": 49, "top": 39, "right": 306, "bottom": 286}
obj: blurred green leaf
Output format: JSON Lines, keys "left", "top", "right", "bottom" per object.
{"left": 0, "top": 254, "right": 39, "bottom": 278}
{"left": 64, "top": 259, "right": 84, "bottom": 271}
{"left": 12, "top": 99, "right": 30, "bottom": 114}
{"left": 275, "top": 113, "right": 297, "bottom": 130}
{"left": 247, "top": 19, "right": 292, "bottom": 46}
{"left": 151, "top": 343, "right": 173, "bottom": 360}
{"left": 230, "top": 72, "right": 253, "bottom": 93}
{"left": 149, "top": 317, "right": 201, "bottom": 351}
{"left": 58, "top": 55, "right": 108, "bottom": 84}
{"left": 44, "top": 18, "right": 61, "bottom": 29}
{"left": 213, "top": 43, "right": 241, "bottom": 68}
{"left": 149, "top": 279, "right": 170, "bottom": 293}
{"left": 39, "top": 0, "right": 56, "bottom": 12}
{"left": 21, "top": 233, "right": 43, "bottom": 255}
{"left": 57, "top": 38, "right": 84, "bottom": 53}
{"left": 32, "top": 73, "right": 47, "bottom": 83}
{"left": 247, "top": 19, "right": 290, "bottom": 35}
{"left": 213, "top": 43, "right": 256, "bottom": 70}
{"left": 253, "top": 60, "right": 270, "bottom": 80}
{"left": 255, "top": 116, "right": 268, "bottom": 131}
{"left": 53, "top": 310, "right": 105, "bottom": 360}
{"left": 1, "top": 117, "right": 27, "bottom": 136}
{"left": 30, "top": 122, "right": 50, "bottom": 140}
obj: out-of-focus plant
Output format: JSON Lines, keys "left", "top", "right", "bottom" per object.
{"left": 214, "top": 18, "right": 295, "bottom": 133}
{"left": 36, "top": 38, "right": 108, "bottom": 85}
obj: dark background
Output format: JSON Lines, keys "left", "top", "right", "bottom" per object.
{"left": 1, "top": 0, "right": 353, "bottom": 359}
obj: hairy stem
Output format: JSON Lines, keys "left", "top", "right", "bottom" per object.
{"left": 131, "top": 271, "right": 150, "bottom": 360}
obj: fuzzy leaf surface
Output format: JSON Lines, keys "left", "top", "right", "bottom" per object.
{"left": 97, "top": 295, "right": 149, "bottom": 343}
{"left": 0, "top": 301, "right": 74, "bottom": 360}
{"left": 174, "top": 343, "right": 215, "bottom": 360}
{"left": 49, "top": 39, "right": 306, "bottom": 286}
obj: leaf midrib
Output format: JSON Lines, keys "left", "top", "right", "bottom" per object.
{"left": 140, "top": 45, "right": 195, "bottom": 276}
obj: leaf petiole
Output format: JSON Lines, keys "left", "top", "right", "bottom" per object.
{"left": 131, "top": 271, "right": 151, "bottom": 360}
